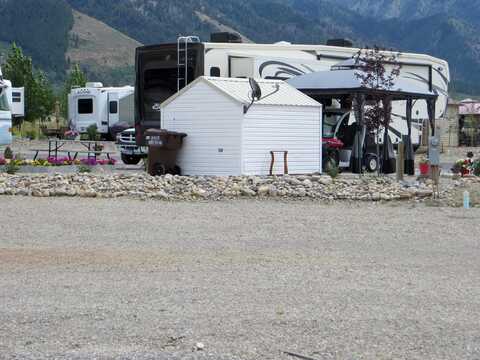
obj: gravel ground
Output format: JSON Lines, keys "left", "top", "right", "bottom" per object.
{"left": 0, "top": 197, "right": 479, "bottom": 360}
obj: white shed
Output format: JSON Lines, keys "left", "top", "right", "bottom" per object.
{"left": 161, "top": 76, "right": 322, "bottom": 176}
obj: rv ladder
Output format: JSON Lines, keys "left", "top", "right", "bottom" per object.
{"left": 177, "top": 36, "right": 200, "bottom": 92}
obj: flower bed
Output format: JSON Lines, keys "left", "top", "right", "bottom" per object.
{"left": 0, "top": 157, "right": 116, "bottom": 167}
{"left": 452, "top": 154, "right": 480, "bottom": 177}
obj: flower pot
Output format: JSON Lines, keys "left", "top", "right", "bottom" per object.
{"left": 461, "top": 168, "right": 470, "bottom": 177}
{"left": 419, "top": 163, "right": 430, "bottom": 175}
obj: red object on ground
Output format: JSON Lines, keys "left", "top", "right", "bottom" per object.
{"left": 322, "top": 138, "right": 344, "bottom": 149}
{"left": 461, "top": 167, "right": 470, "bottom": 177}
{"left": 419, "top": 163, "right": 430, "bottom": 175}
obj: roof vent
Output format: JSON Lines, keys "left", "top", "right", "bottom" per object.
{"left": 326, "top": 39, "right": 353, "bottom": 48}
{"left": 210, "top": 32, "right": 242, "bottom": 43}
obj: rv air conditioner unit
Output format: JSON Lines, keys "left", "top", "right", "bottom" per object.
{"left": 326, "top": 39, "right": 353, "bottom": 48}
{"left": 210, "top": 32, "right": 242, "bottom": 43}
{"left": 85, "top": 82, "right": 104, "bottom": 88}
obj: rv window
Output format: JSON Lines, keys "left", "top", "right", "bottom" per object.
{"left": 210, "top": 67, "right": 221, "bottom": 77}
{"left": 78, "top": 98, "right": 93, "bottom": 114}
{"left": 109, "top": 101, "right": 118, "bottom": 114}
{"left": 12, "top": 95, "right": 21, "bottom": 103}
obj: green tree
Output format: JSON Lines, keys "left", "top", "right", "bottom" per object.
{"left": 61, "top": 64, "right": 87, "bottom": 118}
{"left": 3, "top": 43, "right": 55, "bottom": 123}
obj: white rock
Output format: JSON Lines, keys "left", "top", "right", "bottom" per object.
{"left": 319, "top": 176, "right": 333, "bottom": 185}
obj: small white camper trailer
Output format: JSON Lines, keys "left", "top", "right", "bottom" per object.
{"left": 161, "top": 77, "right": 322, "bottom": 176}
{"left": 0, "top": 66, "right": 12, "bottom": 145}
{"left": 8, "top": 87, "right": 24, "bottom": 118}
{"left": 0, "top": 84, "right": 11, "bottom": 145}
{"left": 68, "top": 82, "right": 134, "bottom": 138}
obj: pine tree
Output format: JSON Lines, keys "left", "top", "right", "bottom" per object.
{"left": 3, "top": 43, "right": 55, "bottom": 123}
{"left": 61, "top": 64, "right": 87, "bottom": 118}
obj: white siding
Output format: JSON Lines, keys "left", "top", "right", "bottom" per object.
{"left": 162, "top": 82, "right": 243, "bottom": 175}
{"left": 242, "top": 105, "right": 322, "bottom": 175}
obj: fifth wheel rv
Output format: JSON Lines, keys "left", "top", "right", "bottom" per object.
{"left": 134, "top": 34, "right": 450, "bottom": 147}
{"left": 69, "top": 82, "right": 134, "bottom": 139}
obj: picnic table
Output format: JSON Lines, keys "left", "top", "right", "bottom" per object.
{"left": 31, "top": 139, "right": 115, "bottom": 161}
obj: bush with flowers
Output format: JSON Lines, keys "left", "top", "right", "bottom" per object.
{"left": 0, "top": 156, "right": 116, "bottom": 168}
{"left": 451, "top": 159, "right": 472, "bottom": 176}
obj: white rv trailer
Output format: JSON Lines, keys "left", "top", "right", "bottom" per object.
{"left": 135, "top": 37, "right": 450, "bottom": 146}
{"left": 8, "top": 87, "right": 24, "bottom": 119}
{"left": 0, "top": 65, "right": 12, "bottom": 146}
{"left": 69, "top": 82, "right": 134, "bottom": 138}
{"left": 0, "top": 81, "right": 12, "bottom": 146}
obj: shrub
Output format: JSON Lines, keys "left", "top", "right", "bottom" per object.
{"left": 24, "top": 129, "right": 37, "bottom": 140}
{"left": 327, "top": 164, "right": 340, "bottom": 178}
{"left": 77, "top": 165, "right": 92, "bottom": 173}
{"left": 473, "top": 160, "right": 480, "bottom": 176}
{"left": 5, "top": 160, "right": 20, "bottom": 174}
{"left": 86, "top": 124, "right": 99, "bottom": 141}
{"left": 4, "top": 147, "right": 13, "bottom": 159}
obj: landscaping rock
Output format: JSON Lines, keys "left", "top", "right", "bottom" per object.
{"left": 0, "top": 172, "right": 473, "bottom": 205}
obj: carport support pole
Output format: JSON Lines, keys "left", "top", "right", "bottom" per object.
{"left": 405, "top": 98, "right": 415, "bottom": 175}
{"left": 427, "top": 99, "right": 436, "bottom": 137}
{"left": 382, "top": 97, "right": 395, "bottom": 174}
{"left": 351, "top": 93, "right": 365, "bottom": 174}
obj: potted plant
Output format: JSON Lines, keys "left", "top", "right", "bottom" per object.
{"left": 419, "top": 157, "right": 430, "bottom": 175}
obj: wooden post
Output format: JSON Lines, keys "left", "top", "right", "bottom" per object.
{"left": 55, "top": 101, "right": 61, "bottom": 130}
{"left": 269, "top": 151, "right": 275, "bottom": 176}
{"left": 396, "top": 142, "right": 405, "bottom": 181}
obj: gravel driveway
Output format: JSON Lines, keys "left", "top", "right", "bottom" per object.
{"left": 0, "top": 197, "right": 479, "bottom": 360}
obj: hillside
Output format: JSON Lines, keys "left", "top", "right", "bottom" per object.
{"left": 67, "top": 10, "right": 142, "bottom": 85}
{"left": 0, "top": 0, "right": 73, "bottom": 82}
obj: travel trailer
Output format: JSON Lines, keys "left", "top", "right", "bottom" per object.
{"left": 134, "top": 34, "right": 450, "bottom": 146}
{"left": 7, "top": 86, "right": 24, "bottom": 119}
{"left": 69, "top": 82, "right": 134, "bottom": 139}
{"left": 0, "top": 66, "right": 12, "bottom": 146}
{"left": 0, "top": 81, "right": 12, "bottom": 145}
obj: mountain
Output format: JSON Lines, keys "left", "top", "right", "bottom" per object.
{"left": 67, "top": 10, "right": 142, "bottom": 85}
{"left": 1, "top": 0, "right": 480, "bottom": 96}
{"left": 328, "top": 0, "right": 480, "bottom": 24}
{"left": 0, "top": 0, "right": 73, "bottom": 82}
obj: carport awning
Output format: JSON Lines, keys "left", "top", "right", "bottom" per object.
{"left": 287, "top": 69, "right": 438, "bottom": 101}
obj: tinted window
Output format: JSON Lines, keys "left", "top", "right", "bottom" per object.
{"left": 109, "top": 101, "right": 118, "bottom": 114}
{"left": 210, "top": 67, "right": 221, "bottom": 77}
{"left": 12, "top": 97, "right": 21, "bottom": 103}
{"left": 78, "top": 99, "right": 93, "bottom": 114}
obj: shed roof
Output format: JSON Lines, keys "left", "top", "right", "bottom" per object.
{"left": 287, "top": 69, "right": 438, "bottom": 100}
{"left": 161, "top": 76, "right": 321, "bottom": 108}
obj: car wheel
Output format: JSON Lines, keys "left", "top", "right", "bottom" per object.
{"left": 173, "top": 165, "right": 182, "bottom": 176}
{"left": 153, "top": 163, "right": 166, "bottom": 176}
{"left": 121, "top": 154, "right": 141, "bottom": 165}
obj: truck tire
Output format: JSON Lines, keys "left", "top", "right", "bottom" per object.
{"left": 365, "top": 154, "right": 379, "bottom": 173}
{"left": 152, "top": 163, "right": 166, "bottom": 176}
{"left": 121, "top": 154, "right": 141, "bottom": 165}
